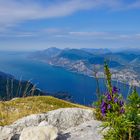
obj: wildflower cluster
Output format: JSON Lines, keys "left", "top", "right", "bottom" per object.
{"left": 101, "top": 86, "right": 125, "bottom": 116}
{"left": 94, "top": 63, "right": 140, "bottom": 140}
{"left": 101, "top": 62, "right": 125, "bottom": 117}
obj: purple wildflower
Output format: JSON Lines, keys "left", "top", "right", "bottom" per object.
{"left": 101, "top": 101, "right": 107, "bottom": 108}
{"left": 101, "top": 106, "right": 106, "bottom": 116}
{"left": 112, "top": 86, "right": 118, "bottom": 94}
{"left": 107, "top": 94, "right": 112, "bottom": 101}
{"left": 120, "top": 108, "right": 125, "bottom": 114}
{"left": 114, "top": 97, "right": 118, "bottom": 103}
{"left": 107, "top": 104, "right": 111, "bottom": 110}
{"left": 119, "top": 100, "right": 124, "bottom": 107}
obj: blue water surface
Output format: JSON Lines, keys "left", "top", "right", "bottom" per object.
{"left": 0, "top": 51, "right": 138, "bottom": 105}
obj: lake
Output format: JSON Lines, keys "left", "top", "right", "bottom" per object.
{"left": 0, "top": 51, "right": 137, "bottom": 105}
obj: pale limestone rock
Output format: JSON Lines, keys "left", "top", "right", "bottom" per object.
{"left": 10, "top": 113, "right": 48, "bottom": 133}
{"left": 19, "top": 126, "right": 58, "bottom": 140}
{"left": 0, "top": 108, "right": 97, "bottom": 140}
{"left": 9, "top": 108, "right": 95, "bottom": 133}
{"left": 0, "top": 126, "right": 14, "bottom": 140}
{"left": 58, "top": 120, "right": 103, "bottom": 140}
{"left": 47, "top": 108, "right": 95, "bottom": 131}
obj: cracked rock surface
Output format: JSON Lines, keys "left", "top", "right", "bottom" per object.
{"left": 0, "top": 108, "right": 103, "bottom": 140}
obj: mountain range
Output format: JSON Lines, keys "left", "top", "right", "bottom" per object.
{"left": 30, "top": 47, "right": 140, "bottom": 87}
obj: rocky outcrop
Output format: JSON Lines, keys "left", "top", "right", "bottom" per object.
{"left": 58, "top": 120, "right": 103, "bottom": 140}
{"left": 46, "top": 108, "right": 95, "bottom": 131}
{"left": 19, "top": 126, "right": 58, "bottom": 140}
{"left": 0, "top": 108, "right": 103, "bottom": 140}
{"left": 0, "top": 126, "right": 14, "bottom": 140}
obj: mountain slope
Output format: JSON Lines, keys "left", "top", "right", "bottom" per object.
{"left": 81, "top": 48, "right": 111, "bottom": 54}
{"left": 88, "top": 56, "right": 122, "bottom": 67}
{"left": 58, "top": 49, "right": 93, "bottom": 60}
{"left": 30, "top": 47, "right": 61, "bottom": 59}
{"left": 0, "top": 71, "right": 44, "bottom": 100}
{"left": 31, "top": 47, "right": 121, "bottom": 66}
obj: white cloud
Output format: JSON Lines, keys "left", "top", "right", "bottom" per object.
{"left": 125, "top": 1, "right": 140, "bottom": 9}
{"left": 1, "top": 28, "right": 140, "bottom": 41}
{"left": 0, "top": 0, "right": 99, "bottom": 28}
{"left": 0, "top": 0, "right": 139, "bottom": 30}
{"left": 69, "top": 31, "right": 108, "bottom": 36}
{"left": 0, "top": 0, "right": 139, "bottom": 41}
{"left": 67, "top": 31, "right": 140, "bottom": 41}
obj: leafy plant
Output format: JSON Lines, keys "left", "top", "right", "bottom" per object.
{"left": 126, "top": 87, "right": 140, "bottom": 139}
{"left": 95, "top": 63, "right": 140, "bottom": 140}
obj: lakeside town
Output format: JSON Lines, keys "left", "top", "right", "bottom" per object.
{"left": 45, "top": 58, "right": 140, "bottom": 87}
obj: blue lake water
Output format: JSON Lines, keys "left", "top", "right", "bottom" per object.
{"left": 0, "top": 51, "right": 138, "bottom": 105}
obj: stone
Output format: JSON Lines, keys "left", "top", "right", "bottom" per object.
{"left": 7, "top": 108, "right": 95, "bottom": 133}
{"left": 0, "top": 108, "right": 97, "bottom": 140}
{"left": 10, "top": 113, "right": 48, "bottom": 133}
{"left": 58, "top": 120, "right": 103, "bottom": 140}
{"left": 47, "top": 108, "right": 95, "bottom": 131}
{"left": 0, "top": 126, "right": 14, "bottom": 140}
{"left": 19, "top": 126, "right": 58, "bottom": 140}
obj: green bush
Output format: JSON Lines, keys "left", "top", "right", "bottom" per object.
{"left": 126, "top": 88, "right": 140, "bottom": 139}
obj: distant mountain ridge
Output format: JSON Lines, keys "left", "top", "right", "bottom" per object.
{"left": 58, "top": 49, "right": 93, "bottom": 60}
{"left": 30, "top": 47, "right": 123, "bottom": 68}
{"left": 30, "top": 47, "right": 61, "bottom": 59}
{"left": 30, "top": 47, "right": 140, "bottom": 87}
{"left": 81, "top": 48, "right": 111, "bottom": 54}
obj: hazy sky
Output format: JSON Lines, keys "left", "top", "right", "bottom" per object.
{"left": 0, "top": 0, "right": 140, "bottom": 51}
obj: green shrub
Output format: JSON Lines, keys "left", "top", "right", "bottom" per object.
{"left": 126, "top": 88, "right": 140, "bottom": 139}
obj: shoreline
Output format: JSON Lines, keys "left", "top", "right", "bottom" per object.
{"left": 37, "top": 59, "right": 135, "bottom": 87}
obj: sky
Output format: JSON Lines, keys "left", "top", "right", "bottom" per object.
{"left": 0, "top": 0, "right": 140, "bottom": 51}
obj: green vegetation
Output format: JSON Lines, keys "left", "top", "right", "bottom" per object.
{"left": 0, "top": 96, "right": 92, "bottom": 126}
{"left": 95, "top": 63, "right": 140, "bottom": 140}
{"left": 126, "top": 88, "right": 140, "bottom": 139}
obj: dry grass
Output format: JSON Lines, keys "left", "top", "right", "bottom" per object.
{"left": 0, "top": 96, "right": 93, "bottom": 126}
